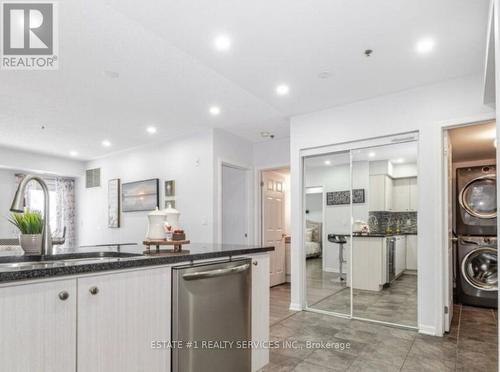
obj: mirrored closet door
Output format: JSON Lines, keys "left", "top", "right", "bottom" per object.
{"left": 304, "top": 151, "right": 351, "bottom": 316}
{"left": 303, "top": 135, "right": 418, "bottom": 328}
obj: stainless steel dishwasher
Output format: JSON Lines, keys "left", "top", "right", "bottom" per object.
{"left": 172, "top": 258, "right": 252, "bottom": 372}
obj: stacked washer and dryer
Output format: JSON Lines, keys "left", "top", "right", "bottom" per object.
{"left": 456, "top": 165, "right": 498, "bottom": 308}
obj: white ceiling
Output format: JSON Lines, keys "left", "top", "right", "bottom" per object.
{"left": 0, "top": 0, "right": 490, "bottom": 160}
{"left": 449, "top": 121, "right": 496, "bottom": 162}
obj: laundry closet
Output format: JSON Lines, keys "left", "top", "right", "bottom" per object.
{"left": 446, "top": 121, "right": 497, "bottom": 313}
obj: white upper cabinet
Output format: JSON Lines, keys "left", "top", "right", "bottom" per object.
{"left": 392, "top": 177, "right": 418, "bottom": 212}
{"left": 409, "top": 177, "right": 418, "bottom": 211}
{"left": 369, "top": 175, "right": 393, "bottom": 211}
{"left": 0, "top": 279, "right": 77, "bottom": 372}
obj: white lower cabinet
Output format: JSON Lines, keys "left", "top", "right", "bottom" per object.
{"left": 77, "top": 267, "right": 171, "bottom": 372}
{"left": 394, "top": 236, "right": 406, "bottom": 277}
{"left": 406, "top": 235, "right": 418, "bottom": 270}
{"left": 0, "top": 279, "right": 77, "bottom": 372}
{"left": 251, "top": 254, "right": 270, "bottom": 372}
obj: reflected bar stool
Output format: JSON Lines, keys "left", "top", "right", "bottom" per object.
{"left": 328, "top": 234, "right": 347, "bottom": 283}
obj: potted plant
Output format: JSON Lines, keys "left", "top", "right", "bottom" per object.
{"left": 9, "top": 210, "right": 44, "bottom": 255}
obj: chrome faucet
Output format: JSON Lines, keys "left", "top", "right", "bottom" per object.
{"left": 10, "top": 175, "right": 52, "bottom": 256}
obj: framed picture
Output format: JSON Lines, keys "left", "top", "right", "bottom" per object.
{"left": 108, "top": 179, "right": 120, "bottom": 228}
{"left": 165, "top": 199, "right": 176, "bottom": 209}
{"left": 165, "top": 180, "right": 175, "bottom": 197}
{"left": 326, "top": 189, "right": 365, "bottom": 205}
{"left": 122, "top": 179, "right": 159, "bottom": 212}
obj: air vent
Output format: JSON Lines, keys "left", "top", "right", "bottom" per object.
{"left": 86, "top": 168, "right": 101, "bottom": 188}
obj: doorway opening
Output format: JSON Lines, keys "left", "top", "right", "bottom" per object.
{"left": 443, "top": 120, "right": 498, "bottom": 337}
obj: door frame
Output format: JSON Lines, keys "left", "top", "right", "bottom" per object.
{"left": 440, "top": 117, "right": 498, "bottom": 334}
{"left": 217, "top": 159, "right": 253, "bottom": 245}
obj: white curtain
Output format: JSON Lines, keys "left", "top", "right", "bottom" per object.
{"left": 15, "top": 174, "right": 76, "bottom": 248}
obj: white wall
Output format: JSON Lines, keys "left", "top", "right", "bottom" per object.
{"left": 290, "top": 74, "right": 495, "bottom": 334}
{"left": 253, "top": 137, "right": 290, "bottom": 169}
{"left": 77, "top": 130, "right": 214, "bottom": 246}
{"left": 305, "top": 161, "right": 370, "bottom": 272}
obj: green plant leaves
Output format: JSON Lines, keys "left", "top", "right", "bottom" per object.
{"left": 8, "top": 210, "right": 44, "bottom": 234}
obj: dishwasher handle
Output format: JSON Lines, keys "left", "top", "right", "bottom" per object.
{"left": 182, "top": 263, "right": 250, "bottom": 280}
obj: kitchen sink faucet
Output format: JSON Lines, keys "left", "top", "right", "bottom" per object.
{"left": 10, "top": 175, "right": 53, "bottom": 256}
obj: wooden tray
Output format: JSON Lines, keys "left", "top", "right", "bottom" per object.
{"left": 143, "top": 239, "right": 190, "bottom": 254}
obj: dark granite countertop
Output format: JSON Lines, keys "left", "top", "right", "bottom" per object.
{"left": 331, "top": 233, "right": 417, "bottom": 238}
{"left": 352, "top": 233, "right": 417, "bottom": 237}
{"left": 0, "top": 243, "right": 274, "bottom": 284}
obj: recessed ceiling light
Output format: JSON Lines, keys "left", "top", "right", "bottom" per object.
{"left": 69, "top": 151, "right": 78, "bottom": 157}
{"left": 318, "top": 71, "right": 331, "bottom": 79}
{"left": 209, "top": 106, "right": 221, "bottom": 116}
{"left": 368, "top": 152, "right": 376, "bottom": 158}
{"left": 146, "top": 126, "right": 157, "bottom": 134}
{"left": 415, "top": 37, "right": 435, "bottom": 54}
{"left": 214, "top": 34, "right": 231, "bottom": 51}
{"left": 102, "top": 140, "right": 111, "bottom": 147}
{"left": 324, "top": 160, "right": 331, "bottom": 165}
{"left": 276, "top": 84, "right": 290, "bottom": 96}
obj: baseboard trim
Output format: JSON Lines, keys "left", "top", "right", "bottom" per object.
{"left": 418, "top": 324, "right": 438, "bottom": 336}
{"left": 289, "top": 302, "right": 303, "bottom": 311}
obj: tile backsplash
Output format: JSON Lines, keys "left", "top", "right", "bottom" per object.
{"left": 368, "top": 211, "right": 417, "bottom": 234}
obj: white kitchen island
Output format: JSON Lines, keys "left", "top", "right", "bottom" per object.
{"left": 0, "top": 244, "right": 272, "bottom": 372}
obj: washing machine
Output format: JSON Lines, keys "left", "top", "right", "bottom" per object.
{"left": 456, "top": 165, "right": 497, "bottom": 236}
{"left": 457, "top": 236, "right": 497, "bottom": 308}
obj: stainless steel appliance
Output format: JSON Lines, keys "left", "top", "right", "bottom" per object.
{"left": 386, "top": 237, "right": 396, "bottom": 285}
{"left": 172, "top": 259, "right": 252, "bottom": 372}
{"left": 457, "top": 236, "right": 497, "bottom": 308}
{"left": 456, "top": 165, "right": 497, "bottom": 236}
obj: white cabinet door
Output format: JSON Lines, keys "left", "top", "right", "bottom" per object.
{"left": 406, "top": 235, "right": 418, "bottom": 270}
{"left": 384, "top": 176, "right": 394, "bottom": 211}
{"left": 78, "top": 268, "right": 171, "bottom": 372}
{"left": 409, "top": 177, "right": 418, "bottom": 211}
{"left": 369, "top": 175, "right": 393, "bottom": 211}
{"left": 0, "top": 279, "right": 76, "bottom": 372}
{"left": 393, "top": 178, "right": 410, "bottom": 211}
{"left": 352, "top": 237, "right": 384, "bottom": 291}
{"left": 251, "top": 254, "right": 270, "bottom": 372}
{"left": 394, "top": 237, "right": 406, "bottom": 277}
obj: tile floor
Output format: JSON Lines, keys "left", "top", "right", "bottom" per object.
{"left": 306, "top": 258, "right": 418, "bottom": 327}
{"left": 265, "top": 284, "right": 498, "bottom": 371}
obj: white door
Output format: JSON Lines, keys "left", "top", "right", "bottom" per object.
{"left": 0, "top": 279, "right": 76, "bottom": 372}
{"left": 262, "top": 171, "right": 286, "bottom": 287}
{"left": 222, "top": 164, "right": 249, "bottom": 245}
{"left": 77, "top": 268, "right": 171, "bottom": 372}
{"left": 443, "top": 131, "right": 454, "bottom": 332}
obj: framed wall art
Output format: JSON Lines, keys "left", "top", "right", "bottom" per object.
{"left": 108, "top": 178, "right": 121, "bottom": 228}
{"left": 122, "top": 178, "right": 159, "bottom": 212}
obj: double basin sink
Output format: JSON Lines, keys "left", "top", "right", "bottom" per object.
{"left": 0, "top": 251, "right": 143, "bottom": 272}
